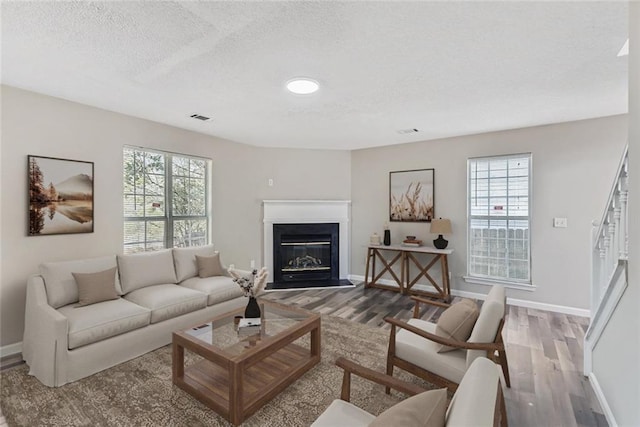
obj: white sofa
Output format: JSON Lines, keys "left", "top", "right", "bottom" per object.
{"left": 22, "top": 245, "right": 246, "bottom": 387}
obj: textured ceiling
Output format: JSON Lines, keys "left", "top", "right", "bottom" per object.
{"left": 1, "top": 1, "right": 628, "bottom": 150}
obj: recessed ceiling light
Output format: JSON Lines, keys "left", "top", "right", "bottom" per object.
{"left": 286, "top": 78, "right": 319, "bottom": 95}
{"left": 618, "top": 39, "right": 629, "bottom": 57}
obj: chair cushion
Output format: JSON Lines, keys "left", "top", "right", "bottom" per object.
{"left": 73, "top": 267, "right": 120, "bottom": 306}
{"left": 172, "top": 244, "right": 216, "bottom": 282}
{"left": 370, "top": 388, "right": 447, "bottom": 427}
{"left": 40, "top": 255, "right": 123, "bottom": 308}
{"left": 58, "top": 299, "right": 150, "bottom": 349}
{"left": 180, "top": 276, "right": 244, "bottom": 305}
{"left": 311, "top": 399, "right": 376, "bottom": 427}
{"left": 435, "top": 299, "right": 479, "bottom": 353}
{"left": 196, "top": 253, "right": 225, "bottom": 278}
{"left": 117, "top": 250, "right": 177, "bottom": 294}
{"left": 124, "top": 284, "right": 207, "bottom": 323}
{"left": 466, "top": 286, "right": 505, "bottom": 368}
{"left": 446, "top": 357, "right": 500, "bottom": 427}
{"left": 396, "top": 319, "right": 467, "bottom": 384}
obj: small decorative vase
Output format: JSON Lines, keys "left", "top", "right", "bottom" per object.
{"left": 244, "top": 296, "right": 261, "bottom": 318}
{"left": 383, "top": 229, "right": 391, "bottom": 246}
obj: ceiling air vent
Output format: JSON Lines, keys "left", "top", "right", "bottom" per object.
{"left": 190, "top": 114, "right": 211, "bottom": 121}
{"left": 397, "top": 128, "right": 419, "bottom": 134}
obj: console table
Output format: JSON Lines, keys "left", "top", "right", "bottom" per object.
{"left": 364, "top": 244, "right": 453, "bottom": 301}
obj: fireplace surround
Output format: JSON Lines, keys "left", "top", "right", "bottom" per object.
{"left": 263, "top": 200, "right": 350, "bottom": 283}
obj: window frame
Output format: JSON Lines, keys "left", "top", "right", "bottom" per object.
{"left": 465, "top": 152, "right": 532, "bottom": 287}
{"left": 123, "top": 145, "right": 211, "bottom": 253}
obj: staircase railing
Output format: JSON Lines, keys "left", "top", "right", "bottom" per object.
{"left": 584, "top": 145, "right": 628, "bottom": 375}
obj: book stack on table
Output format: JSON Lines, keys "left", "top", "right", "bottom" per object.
{"left": 237, "top": 318, "right": 261, "bottom": 336}
{"left": 402, "top": 237, "right": 422, "bottom": 247}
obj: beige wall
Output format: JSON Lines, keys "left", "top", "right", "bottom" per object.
{"left": 0, "top": 86, "right": 351, "bottom": 347}
{"left": 592, "top": 2, "right": 640, "bottom": 425}
{"left": 351, "top": 115, "right": 627, "bottom": 309}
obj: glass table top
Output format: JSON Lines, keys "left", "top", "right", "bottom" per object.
{"left": 182, "top": 301, "right": 315, "bottom": 356}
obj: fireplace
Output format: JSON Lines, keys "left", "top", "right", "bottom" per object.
{"left": 273, "top": 223, "right": 339, "bottom": 282}
{"left": 263, "top": 200, "right": 350, "bottom": 283}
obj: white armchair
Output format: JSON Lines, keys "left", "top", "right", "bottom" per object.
{"left": 385, "top": 285, "right": 510, "bottom": 392}
{"left": 312, "top": 356, "right": 507, "bottom": 427}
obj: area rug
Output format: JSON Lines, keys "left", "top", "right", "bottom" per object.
{"left": 265, "top": 279, "right": 355, "bottom": 292}
{"left": 0, "top": 316, "right": 437, "bottom": 426}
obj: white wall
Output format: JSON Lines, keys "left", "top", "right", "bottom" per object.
{"left": 592, "top": 3, "right": 640, "bottom": 425}
{"left": 0, "top": 85, "right": 351, "bottom": 347}
{"left": 351, "top": 115, "right": 627, "bottom": 310}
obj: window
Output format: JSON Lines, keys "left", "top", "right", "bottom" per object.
{"left": 123, "top": 146, "right": 210, "bottom": 254}
{"left": 467, "top": 153, "right": 531, "bottom": 284}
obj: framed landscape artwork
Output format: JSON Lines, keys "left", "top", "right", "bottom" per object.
{"left": 389, "top": 168, "right": 434, "bottom": 222}
{"left": 28, "top": 155, "right": 94, "bottom": 236}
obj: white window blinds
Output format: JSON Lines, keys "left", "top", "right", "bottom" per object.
{"left": 467, "top": 153, "right": 531, "bottom": 283}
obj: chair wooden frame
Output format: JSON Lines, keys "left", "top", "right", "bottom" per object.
{"left": 385, "top": 296, "right": 511, "bottom": 393}
{"left": 334, "top": 357, "right": 508, "bottom": 427}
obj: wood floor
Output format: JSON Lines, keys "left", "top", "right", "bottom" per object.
{"left": 263, "top": 283, "right": 607, "bottom": 427}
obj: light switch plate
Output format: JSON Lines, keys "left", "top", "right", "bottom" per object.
{"left": 553, "top": 217, "right": 568, "bottom": 228}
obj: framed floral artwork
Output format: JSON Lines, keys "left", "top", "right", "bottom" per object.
{"left": 389, "top": 168, "right": 434, "bottom": 222}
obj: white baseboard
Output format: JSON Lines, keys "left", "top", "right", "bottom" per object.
{"left": 589, "top": 372, "right": 618, "bottom": 427}
{"left": 349, "top": 275, "right": 590, "bottom": 317}
{"left": 0, "top": 342, "right": 22, "bottom": 358}
{"left": 502, "top": 296, "right": 590, "bottom": 318}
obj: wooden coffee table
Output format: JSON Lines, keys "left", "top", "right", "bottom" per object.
{"left": 172, "top": 300, "right": 321, "bottom": 425}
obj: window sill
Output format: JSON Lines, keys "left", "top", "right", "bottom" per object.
{"left": 462, "top": 276, "right": 536, "bottom": 292}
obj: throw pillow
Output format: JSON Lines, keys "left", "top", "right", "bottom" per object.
{"left": 72, "top": 267, "right": 120, "bottom": 307}
{"left": 435, "top": 298, "right": 479, "bottom": 353}
{"left": 369, "top": 388, "right": 447, "bottom": 427}
{"left": 196, "top": 253, "right": 225, "bottom": 278}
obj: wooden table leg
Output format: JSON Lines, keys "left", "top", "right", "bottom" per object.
{"left": 311, "top": 322, "right": 321, "bottom": 357}
{"left": 440, "top": 254, "right": 451, "bottom": 302}
{"left": 364, "top": 248, "right": 372, "bottom": 288}
{"left": 229, "top": 363, "right": 243, "bottom": 426}
{"left": 172, "top": 341, "right": 184, "bottom": 382}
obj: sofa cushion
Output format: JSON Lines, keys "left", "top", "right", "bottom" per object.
{"left": 118, "top": 250, "right": 177, "bottom": 294}
{"left": 435, "top": 299, "right": 479, "bottom": 353}
{"left": 173, "top": 244, "right": 216, "bottom": 282}
{"left": 73, "top": 267, "right": 120, "bottom": 307}
{"left": 311, "top": 399, "right": 376, "bottom": 427}
{"left": 40, "top": 256, "right": 123, "bottom": 309}
{"left": 446, "top": 357, "right": 500, "bottom": 427}
{"left": 396, "top": 319, "right": 467, "bottom": 384}
{"left": 124, "top": 284, "right": 207, "bottom": 324}
{"left": 58, "top": 299, "right": 150, "bottom": 349}
{"left": 196, "top": 253, "right": 225, "bottom": 278}
{"left": 370, "top": 388, "right": 447, "bottom": 427}
{"left": 180, "top": 276, "right": 244, "bottom": 305}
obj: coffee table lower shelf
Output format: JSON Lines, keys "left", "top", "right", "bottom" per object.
{"left": 174, "top": 341, "right": 319, "bottom": 425}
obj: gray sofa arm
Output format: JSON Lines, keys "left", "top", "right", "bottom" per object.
{"left": 22, "top": 275, "right": 68, "bottom": 387}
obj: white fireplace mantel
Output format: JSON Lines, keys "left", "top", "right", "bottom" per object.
{"left": 263, "top": 200, "right": 351, "bottom": 281}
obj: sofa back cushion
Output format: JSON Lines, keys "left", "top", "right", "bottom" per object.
{"left": 40, "top": 255, "right": 122, "bottom": 309}
{"left": 172, "top": 244, "right": 217, "bottom": 282}
{"left": 466, "top": 285, "right": 505, "bottom": 368}
{"left": 117, "top": 250, "right": 177, "bottom": 294}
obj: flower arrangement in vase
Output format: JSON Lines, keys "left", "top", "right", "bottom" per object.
{"left": 228, "top": 267, "right": 268, "bottom": 318}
